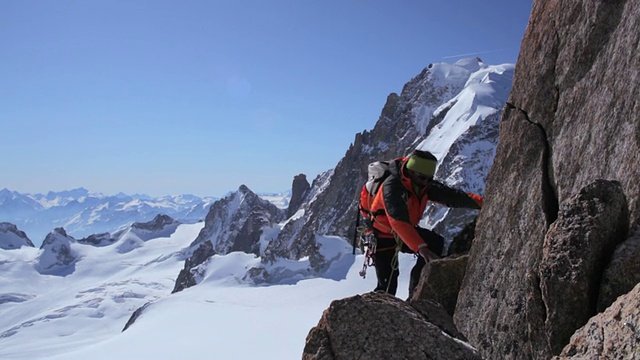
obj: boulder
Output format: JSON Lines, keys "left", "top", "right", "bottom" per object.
{"left": 412, "top": 255, "right": 469, "bottom": 317}
{"left": 598, "top": 226, "right": 640, "bottom": 312}
{"left": 539, "top": 180, "right": 629, "bottom": 354}
{"left": 553, "top": 282, "right": 640, "bottom": 359}
{"left": 303, "top": 292, "right": 480, "bottom": 360}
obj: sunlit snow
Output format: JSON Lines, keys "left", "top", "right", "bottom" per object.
{"left": 0, "top": 223, "right": 417, "bottom": 359}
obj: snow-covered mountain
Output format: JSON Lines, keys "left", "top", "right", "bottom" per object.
{"left": 0, "top": 188, "right": 217, "bottom": 246}
{"left": 0, "top": 222, "right": 34, "bottom": 250}
{"left": 36, "top": 227, "right": 79, "bottom": 275}
{"left": 188, "top": 185, "right": 286, "bottom": 256}
{"left": 417, "top": 58, "right": 514, "bottom": 240}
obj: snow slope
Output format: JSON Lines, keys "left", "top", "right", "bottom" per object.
{"left": 0, "top": 223, "right": 417, "bottom": 359}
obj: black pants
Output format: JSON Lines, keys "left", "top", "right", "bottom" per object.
{"left": 373, "top": 227, "right": 444, "bottom": 297}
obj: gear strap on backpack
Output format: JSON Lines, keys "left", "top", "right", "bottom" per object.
{"left": 359, "top": 160, "right": 392, "bottom": 226}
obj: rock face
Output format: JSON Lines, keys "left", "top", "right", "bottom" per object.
{"left": 112, "top": 214, "right": 181, "bottom": 254}
{"left": 172, "top": 240, "right": 216, "bottom": 293}
{"left": 0, "top": 222, "right": 34, "bottom": 250}
{"left": 77, "top": 232, "right": 117, "bottom": 247}
{"left": 303, "top": 292, "right": 480, "bottom": 360}
{"left": 454, "top": 0, "right": 640, "bottom": 358}
{"left": 130, "top": 214, "right": 178, "bottom": 232}
{"left": 256, "top": 170, "right": 334, "bottom": 272}
{"left": 122, "top": 302, "right": 152, "bottom": 332}
{"left": 286, "top": 174, "right": 310, "bottom": 218}
{"left": 506, "top": 0, "right": 640, "bottom": 221}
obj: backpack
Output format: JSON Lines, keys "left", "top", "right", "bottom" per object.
{"left": 358, "top": 160, "right": 392, "bottom": 224}
{"left": 353, "top": 159, "right": 392, "bottom": 270}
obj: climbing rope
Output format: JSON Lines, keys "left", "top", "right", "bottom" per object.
{"left": 385, "top": 233, "right": 403, "bottom": 293}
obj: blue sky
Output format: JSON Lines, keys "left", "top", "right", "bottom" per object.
{"left": 1, "top": 0, "right": 532, "bottom": 198}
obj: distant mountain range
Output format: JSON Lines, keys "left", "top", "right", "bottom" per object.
{"left": 0, "top": 187, "right": 290, "bottom": 246}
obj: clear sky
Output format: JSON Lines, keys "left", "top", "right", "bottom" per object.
{"left": 1, "top": 0, "right": 532, "bottom": 198}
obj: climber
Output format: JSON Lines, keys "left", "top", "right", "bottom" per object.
{"left": 362, "top": 149, "right": 483, "bottom": 297}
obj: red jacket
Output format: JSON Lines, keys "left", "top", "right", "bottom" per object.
{"left": 368, "top": 157, "right": 483, "bottom": 252}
